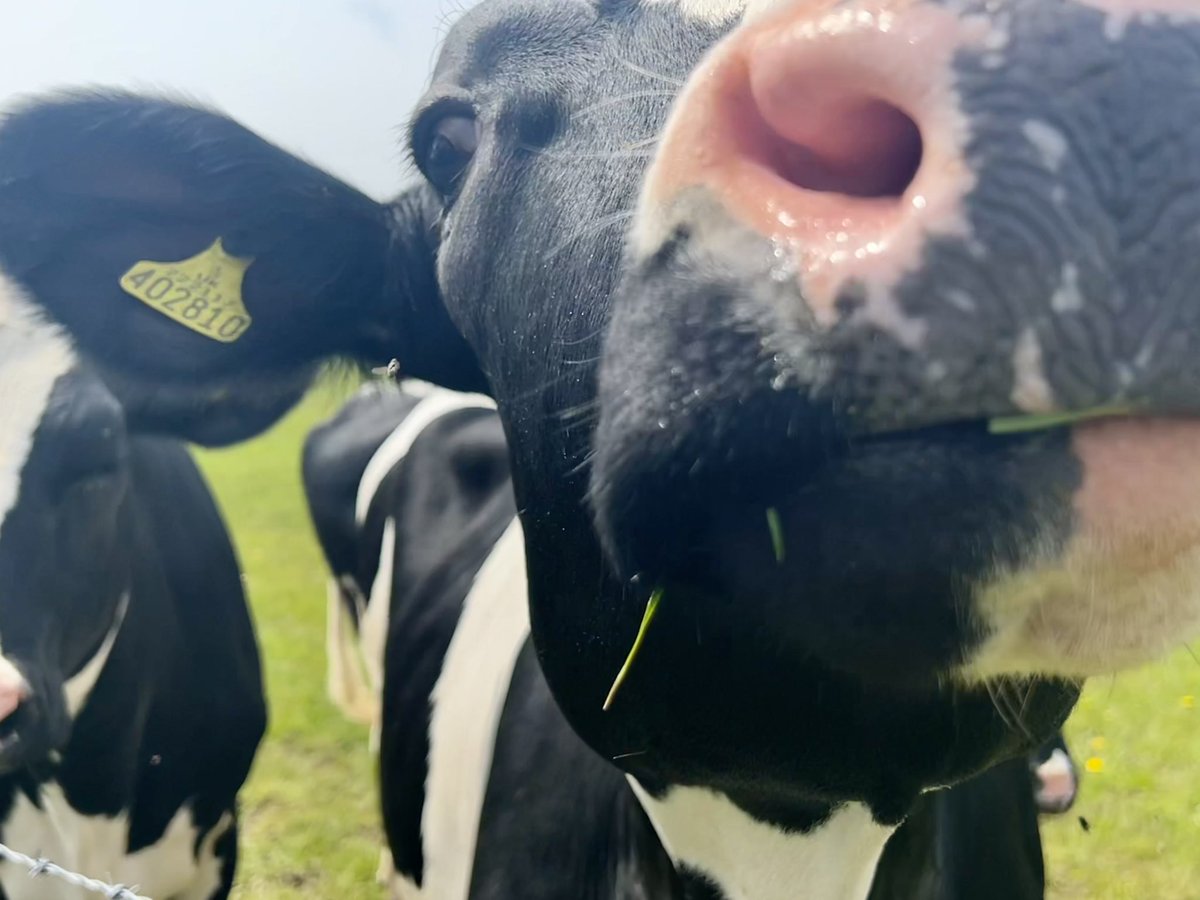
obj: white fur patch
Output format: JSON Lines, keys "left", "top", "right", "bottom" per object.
{"left": 644, "top": 0, "right": 746, "bottom": 23}
{"left": 0, "top": 271, "right": 76, "bottom": 544}
{"left": 1022, "top": 120, "right": 1069, "bottom": 171}
{"left": 1009, "top": 328, "right": 1056, "bottom": 413}
{"left": 325, "top": 577, "right": 377, "bottom": 725}
{"left": 325, "top": 517, "right": 398, "bottom": 725}
{"left": 64, "top": 593, "right": 129, "bottom": 718}
{"left": 1074, "top": 0, "right": 1200, "bottom": 41}
{"left": 1035, "top": 747, "right": 1078, "bottom": 812}
{"left": 0, "top": 788, "right": 228, "bottom": 900}
{"left": 328, "top": 384, "right": 497, "bottom": 725}
{"left": 629, "top": 782, "right": 893, "bottom": 900}
{"left": 420, "top": 520, "right": 529, "bottom": 900}
{"left": 964, "top": 537, "right": 1200, "bottom": 679}
{"left": 354, "top": 389, "right": 496, "bottom": 527}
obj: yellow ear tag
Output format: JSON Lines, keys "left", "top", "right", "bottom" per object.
{"left": 119, "top": 239, "right": 253, "bottom": 343}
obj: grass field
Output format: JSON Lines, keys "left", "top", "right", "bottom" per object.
{"left": 195, "top": 388, "right": 1200, "bottom": 899}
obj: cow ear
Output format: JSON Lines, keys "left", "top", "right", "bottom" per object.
{"left": 0, "top": 91, "right": 485, "bottom": 445}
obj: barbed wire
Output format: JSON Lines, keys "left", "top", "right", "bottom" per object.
{"left": 0, "top": 840, "right": 152, "bottom": 900}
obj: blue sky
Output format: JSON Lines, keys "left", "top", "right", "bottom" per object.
{"left": 0, "top": 0, "right": 463, "bottom": 200}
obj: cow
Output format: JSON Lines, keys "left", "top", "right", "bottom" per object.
{"left": 0, "top": 0, "right": 1197, "bottom": 896}
{"left": 304, "top": 379, "right": 1081, "bottom": 897}
{"left": 0, "top": 272, "right": 266, "bottom": 895}
{"left": 302, "top": 380, "right": 514, "bottom": 891}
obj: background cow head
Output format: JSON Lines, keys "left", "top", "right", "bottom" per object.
{"left": 0, "top": 93, "right": 487, "bottom": 446}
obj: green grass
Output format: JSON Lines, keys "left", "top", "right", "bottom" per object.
{"left": 1043, "top": 650, "right": 1200, "bottom": 898}
{"left": 194, "top": 386, "right": 1200, "bottom": 898}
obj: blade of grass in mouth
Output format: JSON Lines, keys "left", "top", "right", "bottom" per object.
{"left": 767, "top": 507, "right": 786, "bottom": 565}
{"left": 988, "top": 405, "right": 1132, "bottom": 435}
{"left": 603, "top": 588, "right": 664, "bottom": 712}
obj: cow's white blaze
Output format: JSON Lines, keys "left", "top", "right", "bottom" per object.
{"left": 0, "top": 270, "right": 76, "bottom": 546}
{"left": 629, "top": 781, "right": 894, "bottom": 900}
{"left": 0, "top": 789, "right": 228, "bottom": 900}
{"left": 421, "top": 520, "right": 529, "bottom": 900}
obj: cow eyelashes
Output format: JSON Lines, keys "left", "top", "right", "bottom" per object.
{"left": 417, "top": 111, "right": 481, "bottom": 196}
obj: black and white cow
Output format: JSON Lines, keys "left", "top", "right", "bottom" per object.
{"left": 304, "top": 380, "right": 1079, "bottom": 898}
{"left": 302, "top": 380, "right": 514, "bottom": 891}
{"left": 0, "top": 0, "right": 1197, "bottom": 896}
{"left": 0, "top": 274, "right": 265, "bottom": 895}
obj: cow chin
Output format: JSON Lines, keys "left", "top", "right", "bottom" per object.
{"left": 592, "top": 359, "right": 1200, "bottom": 698}
{"left": 964, "top": 418, "right": 1200, "bottom": 681}
{"left": 96, "top": 362, "right": 319, "bottom": 448}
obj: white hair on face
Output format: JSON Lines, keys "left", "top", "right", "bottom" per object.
{"left": 0, "top": 268, "right": 76, "bottom": 539}
{"left": 643, "top": 0, "right": 805, "bottom": 24}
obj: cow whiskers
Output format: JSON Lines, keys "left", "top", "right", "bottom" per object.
{"left": 616, "top": 57, "right": 684, "bottom": 88}
{"left": 573, "top": 90, "right": 680, "bottom": 122}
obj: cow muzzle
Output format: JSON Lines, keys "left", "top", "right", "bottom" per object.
{"left": 0, "top": 657, "right": 69, "bottom": 775}
{"left": 592, "top": 0, "right": 1200, "bottom": 686}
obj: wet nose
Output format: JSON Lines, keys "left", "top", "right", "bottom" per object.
{"left": 636, "top": 2, "right": 982, "bottom": 324}
{"left": 0, "top": 657, "right": 30, "bottom": 725}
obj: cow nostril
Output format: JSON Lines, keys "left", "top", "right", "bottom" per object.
{"left": 766, "top": 98, "right": 922, "bottom": 200}
{"left": 746, "top": 55, "right": 923, "bottom": 201}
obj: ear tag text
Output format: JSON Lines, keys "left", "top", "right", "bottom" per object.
{"left": 120, "top": 239, "right": 253, "bottom": 343}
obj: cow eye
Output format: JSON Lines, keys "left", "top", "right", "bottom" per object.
{"left": 420, "top": 114, "right": 480, "bottom": 195}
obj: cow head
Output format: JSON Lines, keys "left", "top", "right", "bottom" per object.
{"left": 0, "top": 273, "right": 132, "bottom": 773}
{"left": 2, "top": 0, "right": 1198, "bottom": 873}
{"left": 0, "top": 93, "right": 488, "bottom": 446}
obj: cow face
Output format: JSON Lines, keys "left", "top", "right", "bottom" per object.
{"left": 404, "top": 0, "right": 1084, "bottom": 820}
{"left": 0, "top": 274, "right": 132, "bottom": 773}
{"left": 1, "top": 0, "right": 1195, "bottom": 832}
{"left": 595, "top": 0, "right": 1200, "bottom": 684}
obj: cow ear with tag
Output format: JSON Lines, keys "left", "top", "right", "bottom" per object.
{"left": 0, "top": 91, "right": 486, "bottom": 445}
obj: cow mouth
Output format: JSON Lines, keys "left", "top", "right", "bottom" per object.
{"left": 593, "top": 377, "right": 1200, "bottom": 692}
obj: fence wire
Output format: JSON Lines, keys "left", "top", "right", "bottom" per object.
{"left": 0, "top": 840, "right": 152, "bottom": 899}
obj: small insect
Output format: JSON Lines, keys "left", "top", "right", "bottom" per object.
{"left": 1078, "top": 816, "right": 1091, "bottom": 833}
{"left": 372, "top": 358, "right": 403, "bottom": 382}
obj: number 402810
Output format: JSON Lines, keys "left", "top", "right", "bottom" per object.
{"left": 123, "top": 267, "right": 250, "bottom": 341}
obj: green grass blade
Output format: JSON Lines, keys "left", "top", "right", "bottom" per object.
{"left": 766, "top": 507, "right": 786, "bottom": 565}
{"left": 988, "top": 405, "right": 1133, "bottom": 435}
{"left": 603, "top": 588, "right": 664, "bottom": 712}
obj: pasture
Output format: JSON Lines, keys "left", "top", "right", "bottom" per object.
{"left": 195, "top": 385, "right": 1200, "bottom": 899}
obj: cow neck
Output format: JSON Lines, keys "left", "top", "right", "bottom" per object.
{"left": 629, "top": 779, "right": 894, "bottom": 900}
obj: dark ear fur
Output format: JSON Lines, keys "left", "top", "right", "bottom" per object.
{"left": 0, "top": 90, "right": 485, "bottom": 443}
